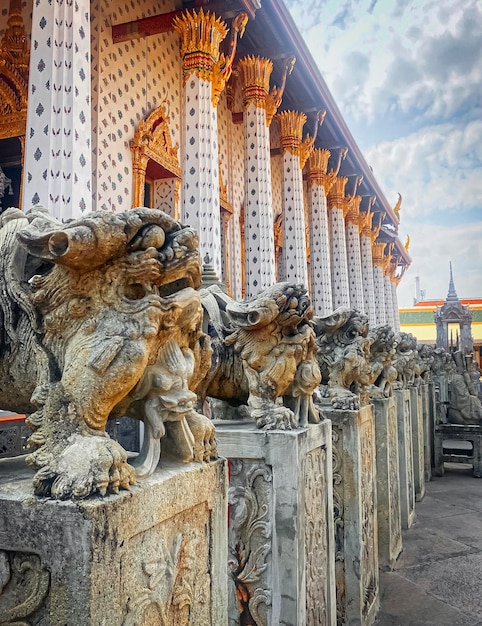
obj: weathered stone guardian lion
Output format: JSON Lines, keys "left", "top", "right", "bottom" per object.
{"left": 0, "top": 206, "right": 215, "bottom": 499}
{"left": 197, "top": 282, "right": 321, "bottom": 429}
{"left": 313, "top": 307, "right": 372, "bottom": 410}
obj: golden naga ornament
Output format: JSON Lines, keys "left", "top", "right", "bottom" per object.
{"left": 299, "top": 110, "right": 325, "bottom": 169}
{"left": 212, "top": 12, "right": 248, "bottom": 106}
{"left": 392, "top": 192, "right": 402, "bottom": 221}
{"left": 265, "top": 56, "right": 296, "bottom": 126}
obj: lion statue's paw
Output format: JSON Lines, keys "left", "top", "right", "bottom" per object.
{"left": 331, "top": 389, "right": 360, "bottom": 411}
{"left": 31, "top": 433, "right": 135, "bottom": 499}
{"left": 185, "top": 412, "right": 217, "bottom": 462}
{"left": 252, "top": 404, "right": 297, "bottom": 431}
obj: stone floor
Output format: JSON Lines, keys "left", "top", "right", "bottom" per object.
{"left": 375, "top": 464, "right": 482, "bottom": 626}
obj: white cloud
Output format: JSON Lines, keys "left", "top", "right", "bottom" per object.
{"left": 289, "top": 0, "right": 482, "bottom": 127}
{"left": 364, "top": 121, "right": 482, "bottom": 219}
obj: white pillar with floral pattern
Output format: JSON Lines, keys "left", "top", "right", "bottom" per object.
{"left": 24, "top": 0, "right": 92, "bottom": 219}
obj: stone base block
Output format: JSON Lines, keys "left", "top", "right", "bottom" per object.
{"left": 325, "top": 405, "right": 379, "bottom": 626}
{"left": 410, "top": 386, "right": 426, "bottom": 501}
{"left": 0, "top": 456, "right": 227, "bottom": 625}
{"left": 394, "top": 389, "right": 416, "bottom": 529}
{"left": 372, "top": 397, "right": 402, "bottom": 569}
{"left": 215, "top": 419, "right": 336, "bottom": 626}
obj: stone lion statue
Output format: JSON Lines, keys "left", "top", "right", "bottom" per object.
{"left": 197, "top": 282, "right": 321, "bottom": 430}
{"left": 415, "top": 343, "right": 434, "bottom": 384}
{"left": 0, "top": 206, "right": 215, "bottom": 499}
{"left": 312, "top": 307, "right": 372, "bottom": 410}
{"left": 392, "top": 332, "right": 418, "bottom": 389}
{"left": 366, "top": 325, "right": 397, "bottom": 399}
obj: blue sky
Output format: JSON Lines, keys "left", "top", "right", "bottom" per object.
{"left": 286, "top": 0, "right": 482, "bottom": 307}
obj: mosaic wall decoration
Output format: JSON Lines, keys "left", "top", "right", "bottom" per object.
{"left": 92, "top": 0, "right": 181, "bottom": 213}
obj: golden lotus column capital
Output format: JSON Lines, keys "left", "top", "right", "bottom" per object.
{"left": 327, "top": 176, "right": 348, "bottom": 213}
{"left": 371, "top": 242, "right": 386, "bottom": 267}
{"left": 173, "top": 8, "right": 228, "bottom": 86}
{"left": 276, "top": 110, "right": 307, "bottom": 157}
{"left": 345, "top": 195, "right": 362, "bottom": 228}
{"left": 238, "top": 55, "right": 273, "bottom": 109}
{"left": 359, "top": 209, "right": 374, "bottom": 238}
{"left": 265, "top": 56, "right": 296, "bottom": 126}
{"left": 306, "top": 148, "right": 335, "bottom": 191}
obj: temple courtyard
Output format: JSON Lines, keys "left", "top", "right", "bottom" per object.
{"left": 376, "top": 464, "right": 482, "bottom": 626}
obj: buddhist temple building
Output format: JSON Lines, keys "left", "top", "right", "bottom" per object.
{"left": 0, "top": 0, "right": 410, "bottom": 324}
{"left": 400, "top": 265, "right": 482, "bottom": 369}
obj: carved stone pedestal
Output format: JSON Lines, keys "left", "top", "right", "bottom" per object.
{"left": 215, "top": 420, "right": 336, "bottom": 626}
{"left": 325, "top": 405, "right": 379, "bottom": 626}
{"left": 394, "top": 389, "right": 415, "bottom": 529}
{"left": 410, "top": 386, "right": 426, "bottom": 501}
{"left": 0, "top": 456, "right": 227, "bottom": 625}
{"left": 421, "top": 384, "right": 433, "bottom": 482}
{"left": 372, "top": 397, "right": 402, "bottom": 570}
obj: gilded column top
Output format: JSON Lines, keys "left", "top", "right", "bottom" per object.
{"left": 345, "top": 195, "right": 363, "bottom": 227}
{"left": 173, "top": 8, "right": 228, "bottom": 81}
{"left": 327, "top": 176, "right": 348, "bottom": 212}
{"left": 238, "top": 55, "right": 273, "bottom": 109}
{"left": 276, "top": 110, "right": 307, "bottom": 157}
{"left": 371, "top": 242, "right": 387, "bottom": 267}
{"left": 306, "top": 148, "right": 336, "bottom": 193}
{"left": 359, "top": 209, "right": 374, "bottom": 238}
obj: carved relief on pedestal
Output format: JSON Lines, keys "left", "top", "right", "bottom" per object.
{"left": 228, "top": 459, "right": 273, "bottom": 626}
{"left": 122, "top": 504, "right": 211, "bottom": 626}
{"left": 359, "top": 418, "right": 378, "bottom": 619}
{"left": 405, "top": 398, "right": 415, "bottom": 507}
{"left": 331, "top": 426, "right": 345, "bottom": 624}
{"left": 0, "top": 550, "right": 50, "bottom": 623}
{"left": 388, "top": 402, "right": 402, "bottom": 548}
{"left": 304, "top": 446, "right": 328, "bottom": 626}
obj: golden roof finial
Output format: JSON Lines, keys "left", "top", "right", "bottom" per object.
{"left": 404, "top": 235, "right": 410, "bottom": 251}
{"left": 393, "top": 192, "right": 402, "bottom": 221}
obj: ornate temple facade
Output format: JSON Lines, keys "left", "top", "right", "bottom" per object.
{"left": 0, "top": 0, "right": 410, "bottom": 324}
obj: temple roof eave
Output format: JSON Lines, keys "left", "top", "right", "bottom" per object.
{"left": 237, "top": 0, "right": 409, "bottom": 264}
